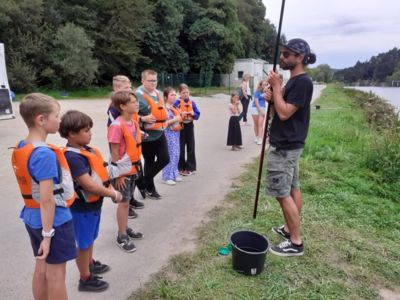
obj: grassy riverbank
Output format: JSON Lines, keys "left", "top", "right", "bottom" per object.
{"left": 131, "top": 85, "right": 399, "bottom": 299}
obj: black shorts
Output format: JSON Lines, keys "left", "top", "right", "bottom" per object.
{"left": 25, "top": 220, "right": 77, "bottom": 264}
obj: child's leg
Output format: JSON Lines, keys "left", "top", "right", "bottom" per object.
{"left": 185, "top": 123, "right": 196, "bottom": 171}
{"left": 76, "top": 245, "right": 93, "bottom": 279}
{"left": 117, "top": 201, "right": 129, "bottom": 235}
{"left": 252, "top": 114, "right": 259, "bottom": 138}
{"left": 178, "top": 127, "right": 186, "bottom": 171}
{"left": 46, "top": 262, "right": 67, "bottom": 300}
{"left": 32, "top": 259, "right": 48, "bottom": 300}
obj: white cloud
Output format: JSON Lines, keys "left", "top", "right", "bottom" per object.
{"left": 262, "top": 0, "right": 400, "bottom": 68}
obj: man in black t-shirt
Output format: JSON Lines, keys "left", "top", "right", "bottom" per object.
{"left": 266, "top": 38, "right": 316, "bottom": 257}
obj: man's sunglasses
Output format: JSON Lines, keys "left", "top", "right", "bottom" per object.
{"left": 280, "top": 51, "right": 299, "bottom": 59}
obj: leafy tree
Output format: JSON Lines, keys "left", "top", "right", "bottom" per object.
{"left": 308, "top": 64, "right": 333, "bottom": 83}
{"left": 138, "top": 0, "right": 189, "bottom": 73}
{"left": 0, "top": 0, "right": 45, "bottom": 91}
{"left": 93, "top": 0, "right": 154, "bottom": 82}
{"left": 51, "top": 23, "right": 98, "bottom": 88}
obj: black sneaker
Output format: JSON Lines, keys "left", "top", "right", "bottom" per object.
{"left": 145, "top": 189, "right": 162, "bottom": 200}
{"left": 138, "top": 188, "right": 147, "bottom": 199}
{"left": 272, "top": 225, "right": 290, "bottom": 240}
{"left": 127, "top": 227, "right": 144, "bottom": 239}
{"left": 78, "top": 275, "right": 109, "bottom": 292}
{"left": 128, "top": 207, "right": 138, "bottom": 219}
{"left": 116, "top": 234, "right": 136, "bottom": 252}
{"left": 130, "top": 198, "right": 144, "bottom": 209}
{"left": 89, "top": 260, "right": 110, "bottom": 275}
{"left": 270, "top": 240, "right": 304, "bottom": 257}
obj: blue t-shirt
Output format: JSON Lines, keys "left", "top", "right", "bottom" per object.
{"left": 252, "top": 91, "right": 266, "bottom": 108}
{"left": 65, "top": 146, "right": 103, "bottom": 212}
{"left": 18, "top": 141, "right": 72, "bottom": 229}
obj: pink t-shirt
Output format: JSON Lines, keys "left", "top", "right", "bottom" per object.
{"left": 107, "top": 116, "right": 138, "bottom": 159}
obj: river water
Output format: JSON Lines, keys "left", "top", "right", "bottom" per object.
{"left": 347, "top": 86, "right": 400, "bottom": 111}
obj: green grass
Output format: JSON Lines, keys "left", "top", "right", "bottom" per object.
{"left": 131, "top": 85, "right": 400, "bottom": 300}
{"left": 15, "top": 85, "right": 231, "bottom": 101}
{"left": 15, "top": 86, "right": 111, "bottom": 101}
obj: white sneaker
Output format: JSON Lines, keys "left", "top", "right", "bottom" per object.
{"left": 257, "top": 139, "right": 262, "bottom": 145}
{"left": 162, "top": 180, "right": 176, "bottom": 186}
{"left": 175, "top": 176, "right": 183, "bottom": 182}
{"left": 254, "top": 138, "right": 258, "bottom": 143}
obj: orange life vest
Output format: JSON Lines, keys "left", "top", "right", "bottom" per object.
{"left": 64, "top": 146, "right": 110, "bottom": 203}
{"left": 169, "top": 106, "right": 183, "bottom": 131}
{"left": 179, "top": 99, "right": 194, "bottom": 123}
{"left": 109, "top": 117, "right": 142, "bottom": 177}
{"left": 138, "top": 90, "right": 167, "bottom": 130}
{"left": 11, "top": 142, "right": 76, "bottom": 208}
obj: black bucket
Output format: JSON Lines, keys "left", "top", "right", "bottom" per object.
{"left": 230, "top": 230, "right": 269, "bottom": 276}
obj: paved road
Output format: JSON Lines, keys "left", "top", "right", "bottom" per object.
{"left": 0, "top": 85, "right": 324, "bottom": 299}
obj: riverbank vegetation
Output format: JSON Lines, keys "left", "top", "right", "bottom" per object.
{"left": 131, "top": 85, "right": 399, "bottom": 299}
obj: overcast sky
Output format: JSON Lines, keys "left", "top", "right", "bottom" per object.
{"left": 262, "top": 0, "right": 400, "bottom": 69}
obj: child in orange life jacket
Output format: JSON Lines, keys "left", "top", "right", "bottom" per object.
{"left": 227, "top": 92, "right": 243, "bottom": 151}
{"left": 11, "top": 93, "right": 76, "bottom": 300}
{"left": 108, "top": 91, "right": 144, "bottom": 253}
{"left": 174, "top": 83, "right": 201, "bottom": 176}
{"left": 162, "top": 87, "right": 183, "bottom": 185}
{"left": 107, "top": 75, "right": 145, "bottom": 216}
{"left": 59, "top": 110, "right": 123, "bottom": 292}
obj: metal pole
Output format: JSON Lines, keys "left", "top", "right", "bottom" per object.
{"left": 253, "top": 0, "right": 286, "bottom": 219}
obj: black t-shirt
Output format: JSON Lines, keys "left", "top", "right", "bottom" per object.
{"left": 269, "top": 73, "right": 313, "bottom": 150}
{"left": 65, "top": 145, "right": 103, "bottom": 212}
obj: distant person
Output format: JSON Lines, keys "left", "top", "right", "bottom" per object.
{"left": 11, "top": 93, "right": 77, "bottom": 300}
{"left": 162, "top": 87, "right": 183, "bottom": 185}
{"left": 108, "top": 91, "right": 144, "bottom": 252}
{"left": 226, "top": 92, "right": 242, "bottom": 151}
{"left": 251, "top": 80, "right": 271, "bottom": 145}
{"left": 174, "top": 83, "right": 201, "bottom": 176}
{"left": 238, "top": 73, "right": 251, "bottom": 125}
{"left": 135, "top": 69, "right": 170, "bottom": 199}
{"left": 107, "top": 75, "right": 145, "bottom": 218}
{"left": 266, "top": 38, "right": 316, "bottom": 257}
{"left": 60, "top": 110, "right": 123, "bottom": 292}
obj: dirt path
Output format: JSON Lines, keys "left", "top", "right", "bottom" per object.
{"left": 0, "top": 85, "right": 325, "bottom": 299}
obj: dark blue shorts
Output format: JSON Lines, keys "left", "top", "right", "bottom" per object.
{"left": 25, "top": 220, "right": 77, "bottom": 264}
{"left": 71, "top": 209, "right": 101, "bottom": 250}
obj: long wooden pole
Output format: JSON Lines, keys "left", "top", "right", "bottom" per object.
{"left": 253, "top": 0, "right": 286, "bottom": 219}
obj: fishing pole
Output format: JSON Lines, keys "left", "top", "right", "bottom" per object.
{"left": 253, "top": 0, "right": 286, "bottom": 219}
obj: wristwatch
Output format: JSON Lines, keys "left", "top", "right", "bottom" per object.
{"left": 42, "top": 228, "right": 55, "bottom": 238}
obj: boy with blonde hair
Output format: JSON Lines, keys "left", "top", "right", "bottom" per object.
{"left": 59, "top": 110, "right": 123, "bottom": 292}
{"left": 11, "top": 93, "right": 76, "bottom": 300}
{"left": 108, "top": 91, "right": 144, "bottom": 252}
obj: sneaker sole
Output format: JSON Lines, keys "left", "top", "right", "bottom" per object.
{"left": 128, "top": 215, "right": 138, "bottom": 219}
{"left": 78, "top": 283, "right": 109, "bottom": 292}
{"left": 271, "top": 228, "right": 290, "bottom": 240}
{"left": 269, "top": 248, "right": 304, "bottom": 257}
{"left": 115, "top": 241, "right": 137, "bottom": 253}
{"left": 129, "top": 205, "right": 145, "bottom": 209}
{"left": 128, "top": 236, "right": 144, "bottom": 240}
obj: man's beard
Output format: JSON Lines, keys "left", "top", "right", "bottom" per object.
{"left": 280, "top": 60, "right": 297, "bottom": 70}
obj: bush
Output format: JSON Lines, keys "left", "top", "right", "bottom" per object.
{"left": 8, "top": 58, "right": 37, "bottom": 93}
{"left": 50, "top": 23, "right": 98, "bottom": 89}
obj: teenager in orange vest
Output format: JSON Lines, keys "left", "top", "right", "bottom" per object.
{"left": 135, "top": 69, "right": 170, "bottom": 199}
{"left": 11, "top": 93, "right": 76, "bottom": 300}
{"left": 174, "top": 83, "right": 200, "bottom": 176}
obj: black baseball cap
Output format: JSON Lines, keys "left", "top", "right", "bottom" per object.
{"left": 281, "top": 38, "right": 311, "bottom": 55}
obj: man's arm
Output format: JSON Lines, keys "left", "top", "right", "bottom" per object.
{"left": 268, "top": 71, "right": 298, "bottom": 121}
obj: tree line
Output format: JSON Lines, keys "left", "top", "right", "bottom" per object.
{"left": 307, "top": 48, "right": 400, "bottom": 86}
{"left": 0, "top": 0, "right": 278, "bottom": 92}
